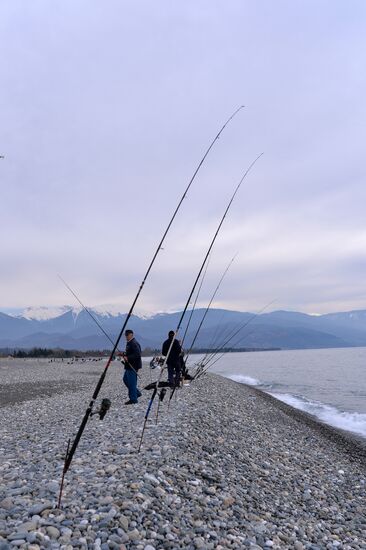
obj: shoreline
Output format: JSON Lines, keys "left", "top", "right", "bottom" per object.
{"left": 226, "top": 376, "right": 366, "bottom": 466}
{"left": 1, "top": 359, "right": 365, "bottom": 549}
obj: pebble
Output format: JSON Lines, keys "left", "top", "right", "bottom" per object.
{"left": 28, "top": 503, "right": 51, "bottom": 516}
{"left": 7, "top": 534, "right": 28, "bottom": 542}
{"left": 0, "top": 499, "right": 13, "bottom": 511}
{"left": 128, "top": 529, "right": 140, "bottom": 541}
{"left": 0, "top": 359, "right": 365, "bottom": 550}
{"left": 143, "top": 473, "right": 160, "bottom": 486}
{"left": 46, "top": 526, "right": 60, "bottom": 538}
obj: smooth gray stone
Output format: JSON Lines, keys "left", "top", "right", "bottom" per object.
{"left": 7, "top": 534, "right": 28, "bottom": 542}
{"left": 28, "top": 503, "right": 51, "bottom": 516}
{"left": 26, "top": 532, "right": 38, "bottom": 543}
{"left": 0, "top": 500, "right": 13, "bottom": 511}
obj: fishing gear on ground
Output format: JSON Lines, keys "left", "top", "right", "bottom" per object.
{"left": 149, "top": 356, "right": 165, "bottom": 369}
{"left": 144, "top": 380, "right": 171, "bottom": 390}
{"left": 90, "top": 398, "right": 111, "bottom": 420}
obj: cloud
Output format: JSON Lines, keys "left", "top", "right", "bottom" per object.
{"left": 0, "top": 0, "right": 366, "bottom": 314}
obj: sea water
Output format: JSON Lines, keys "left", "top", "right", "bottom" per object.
{"left": 205, "top": 347, "right": 366, "bottom": 439}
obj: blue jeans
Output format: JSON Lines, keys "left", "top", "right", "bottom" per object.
{"left": 123, "top": 369, "right": 141, "bottom": 402}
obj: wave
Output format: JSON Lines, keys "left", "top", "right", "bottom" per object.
{"left": 269, "top": 393, "right": 366, "bottom": 438}
{"left": 223, "top": 372, "right": 366, "bottom": 438}
{"left": 226, "top": 374, "right": 287, "bottom": 390}
{"left": 227, "top": 374, "right": 261, "bottom": 386}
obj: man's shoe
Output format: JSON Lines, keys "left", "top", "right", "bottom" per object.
{"left": 125, "top": 400, "right": 137, "bottom": 405}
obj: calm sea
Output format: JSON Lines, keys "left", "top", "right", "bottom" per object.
{"left": 201, "top": 347, "right": 366, "bottom": 439}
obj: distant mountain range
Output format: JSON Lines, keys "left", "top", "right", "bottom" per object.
{"left": 1, "top": 305, "right": 366, "bottom": 351}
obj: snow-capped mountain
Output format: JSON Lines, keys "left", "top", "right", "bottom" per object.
{"left": 1, "top": 306, "right": 366, "bottom": 351}
{"left": 13, "top": 304, "right": 156, "bottom": 322}
{"left": 18, "top": 306, "right": 76, "bottom": 321}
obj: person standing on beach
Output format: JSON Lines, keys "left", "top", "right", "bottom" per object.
{"left": 162, "top": 330, "right": 182, "bottom": 387}
{"left": 122, "top": 329, "right": 142, "bottom": 405}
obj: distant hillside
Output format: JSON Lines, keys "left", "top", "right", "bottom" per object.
{"left": 1, "top": 306, "right": 366, "bottom": 351}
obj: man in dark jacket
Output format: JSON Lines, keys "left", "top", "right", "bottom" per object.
{"left": 162, "top": 330, "right": 182, "bottom": 387}
{"left": 122, "top": 329, "right": 142, "bottom": 404}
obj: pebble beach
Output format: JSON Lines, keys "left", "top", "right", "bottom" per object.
{"left": 0, "top": 358, "right": 365, "bottom": 550}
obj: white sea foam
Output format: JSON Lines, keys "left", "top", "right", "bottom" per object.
{"left": 269, "top": 392, "right": 366, "bottom": 438}
{"left": 227, "top": 374, "right": 261, "bottom": 386}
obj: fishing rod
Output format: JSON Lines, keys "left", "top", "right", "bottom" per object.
{"left": 155, "top": 257, "right": 211, "bottom": 420}
{"left": 200, "top": 298, "right": 252, "bottom": 367}
{"left": 194, "top": 299, "right": 276, "bottom": 379}
{"left": 196, "top": 301, "right": 275, "bottom": 374}
{"left": 203, "top": 306, "right": 276, "bottom": 373}
{"left": 180, "top": 255, "right": 211, "bottom": 347}
{"left": 204, "top": 309, "right": 230, "bottom": 359}
{"left": 58, "top": 275, "right": 139, "bottom": 376}
{"left": 167, "top": 253, "right": 237, "bottom": 404}
{"left": 57, "top": 106, "right": 244, "bottom": 506}
{"left": 138, "top": 152, "right": 263, "bottom": 451}
{"left": 196, "top": 310, "right": 262, "bottom": 368}
{"left": 189, "top": 312, "right": 240, "bottom": 380}
{"left": 198, "top": 319, "right": 245, "bottom": 368}
{"left": 184, "top": 253, "right": 237, "bottom": 365}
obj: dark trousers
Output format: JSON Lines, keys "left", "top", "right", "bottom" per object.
{"left": 123, "top": 369, "right": 141, "bottom": 402}
{"left": 167, "top": 362, "right": 181, "bottom": 386}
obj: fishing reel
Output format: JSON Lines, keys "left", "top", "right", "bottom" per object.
{"left": 91, "top": 398, "right": 111, "bottom": 420}
{"left": 150, "top": 356, "right": 165, "bottom": 369}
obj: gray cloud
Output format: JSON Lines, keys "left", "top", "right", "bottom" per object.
{"left": 1, "top": 0, "right": 366, "bottom": 314}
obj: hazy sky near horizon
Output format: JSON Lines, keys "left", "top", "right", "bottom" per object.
{"left": 1, "top": 0, "right": 366, "bottom": 315}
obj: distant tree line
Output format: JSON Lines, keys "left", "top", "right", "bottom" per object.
{"left": 7, "top": 348, "right": 112, "bottom": 358}
{"left": 12, "top": 348, "right": 54, "bottom": 358}
{"left": 0, "top": 346, "right": 280, "bottom": 360}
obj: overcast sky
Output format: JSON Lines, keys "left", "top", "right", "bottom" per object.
{"left": 1, "top": 0, "right": 366, "bottom": 315}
